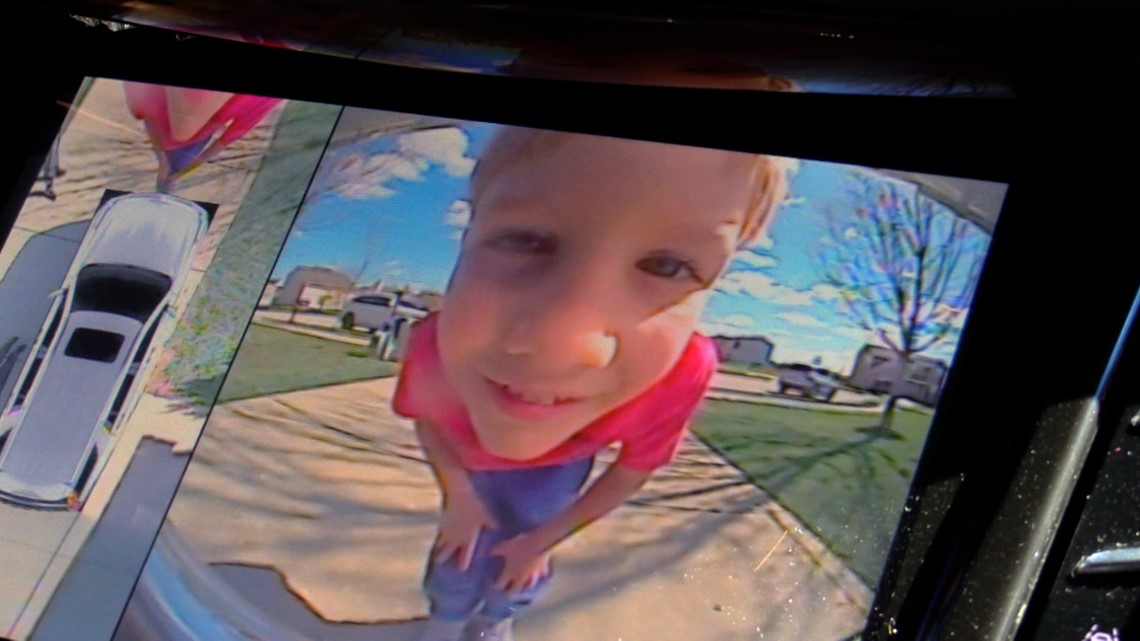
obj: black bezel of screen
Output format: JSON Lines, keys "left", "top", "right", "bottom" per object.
{"left": 4, "top": 7, "right": 1140, "bottom": 641}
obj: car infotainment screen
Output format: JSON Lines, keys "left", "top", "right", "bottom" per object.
{"left": 0, "top": 77, "right": 1006, "bottom": 641}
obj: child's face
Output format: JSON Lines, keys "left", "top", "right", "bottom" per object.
{"left": 437, "top": 132, "right": 757, "bottom": 460}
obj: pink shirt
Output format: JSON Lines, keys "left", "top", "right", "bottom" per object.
{"left": 392, "top": 313, "right": 717, "bottom": 471}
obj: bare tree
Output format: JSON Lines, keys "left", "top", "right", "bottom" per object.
{"left": 821, "top": 173, "right": 988, "bottom": 429}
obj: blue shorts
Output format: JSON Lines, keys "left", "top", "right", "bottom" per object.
{"left": 424, "top": 457, "right": 594, "bottom": 621}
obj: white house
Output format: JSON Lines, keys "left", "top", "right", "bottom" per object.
{"left": 847, "top": 344, "right": 948, "bottom": 406}
{"left": 711, "top": 335, "right": 774, "bottom": 368}
{"left": 271, "top": 266, "right": 354, "bottom": 309}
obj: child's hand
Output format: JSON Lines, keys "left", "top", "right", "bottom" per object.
{"left": 435, "top": 488, "right": 498, "bottom": 572}
{"left": 490, "top": 533, "right": 552, "bottom": 592}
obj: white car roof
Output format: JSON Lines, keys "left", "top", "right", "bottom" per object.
{"left": 83, "top": 194, "right": 207, "bottom": 277}
{"left": 0, "top": 311, "right": 143, "bottom": 486}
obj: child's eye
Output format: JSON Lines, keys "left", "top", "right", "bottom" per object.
{"left": 486, "top": 230, "right": 557, "bottom": 255}
{"left": 637, "top": 254, "right": 701, "bottom": 282}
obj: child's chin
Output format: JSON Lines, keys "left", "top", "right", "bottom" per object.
{"left": 476, "top": 429, "right": 560, "bottom": 462}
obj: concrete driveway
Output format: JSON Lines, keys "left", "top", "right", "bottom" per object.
{"left": 160, "top": 376, "right": 872, "bottom": 641}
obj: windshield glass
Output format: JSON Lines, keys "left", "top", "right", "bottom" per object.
{"left": 73, "top": 264, "right": 172, "bottom": 321}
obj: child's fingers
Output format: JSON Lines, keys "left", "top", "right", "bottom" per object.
{"left": 457, "top": 541, "right": 478, "bottom": 572}
{"left": 495, "top": 569, "right": 534, "bottom": 592}
{"left": 492, "top": 569, "right": 511, "bottom": 592}
{"left": 433, "top": 540, "right": 456, "bottom": 564}
{"left": 440, "top": 539, "right": 475, "bottom": 569}
{"left": 436, "top": 542, "right": 474, "bottom": 571}
{"left": 503, "top": 569, "right": 539, "bottom": 592}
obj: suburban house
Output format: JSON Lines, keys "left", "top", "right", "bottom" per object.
{"left": 258, "top": 279, "right": 280, "bottom": 308}
{"left": 847, "top": 344, "right": 949, "bottom": 406}
{"left": 271, "top": 266, "right": 354, "bottom": 309}
{"left": 412, "top": 290, "right": 446, "bottom": 313}
{"left": 711, "top": 335, "right": 774, "bottom": 368}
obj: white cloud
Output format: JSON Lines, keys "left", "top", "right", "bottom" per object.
{"left": 397, "top": 127, "right": 476, "bottom": 177}
{"left": 772, "top": 289, "right": 814, "bottom": 306}
{"left": 333, "top": 182, "right": 395, "bottom": 200}
{"left": 445, "top": 200, "right": 472, "bottom": 228}
{"left": 766, "top": 330, "right": 829, "bottom": 343}
{"left": 926, "top": 343, "right": 958, "bottom": 364}
{"left": 771, "top": 346, "right": 857, "bottom": 374}
{"left": 307, "top": 127, "right": 475, "bottom": 203}
{"left": 715, "top": 271, "right": 814, "bottom": 306}
{"left": 834, "top": 325, "right": 873, "bottom": 341}
{"left": 776, "top": 312, "right": 828, "bottom": 328}
{"left": 720, "top": 314, "right": 756, "bottom": 328}
{"left": 811, "top": 283, "right": 842, "bottom": 302}
{"left": 371, "top": 152, "right": 427, "bottom": 181}
{"left": 312, "top": 151, "right": 425, "bottom": 201}
{"left": 699, "top": 313, "right": 756, "bottom": 337}
{"left": 731, "top": 251, "right": 777, "bottom": 269}
{"left": 750, "top": 228, "right": 775, "bottom": 251}
{"left": 931, "top": 303, "right": 970, "bottom": 330}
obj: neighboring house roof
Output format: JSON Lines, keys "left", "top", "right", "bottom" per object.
{"left": 854, "top": 344, "right": 949, "bottom": 369}
{"left": 875, "top": 169, "right": 1006, "bottom": 235}
{"left": 284, "top": 265, "right": 353, "bottom": 288}
{"left": 712, "top": 335, "right": 773, "bottom": 345}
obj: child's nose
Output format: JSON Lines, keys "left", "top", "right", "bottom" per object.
{"left": 501, "top": 270, "right": 619, "bottom": 370}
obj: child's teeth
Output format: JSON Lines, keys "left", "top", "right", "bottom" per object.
{"left": 522, "top": 391, "right": 554, "bottom": 405}
{"left": 507, "top": 385, "right": 560, "bottom": 405}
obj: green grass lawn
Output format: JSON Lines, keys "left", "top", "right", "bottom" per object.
{"left": 691, "top": 399, "right": 932, "bottom": 582}
{"left": 216, "top": 325, "right": 398, "bottom": 403}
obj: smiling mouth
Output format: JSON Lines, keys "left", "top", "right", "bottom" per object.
{"left": 487, "top": 378, "right": 584, "bottom": 407}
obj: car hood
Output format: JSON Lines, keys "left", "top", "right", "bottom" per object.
{"left": 83, "top": 194, "right": 207, "bottom": 277}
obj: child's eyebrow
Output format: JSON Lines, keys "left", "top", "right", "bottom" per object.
{"left": 659, "top": 220, "right": 742, "bottom": 247}
{"left": 471, "top": 199, "right": 558, "bottom": 222}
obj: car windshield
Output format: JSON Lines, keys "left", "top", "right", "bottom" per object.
{"left": 352, "top": 296, "right": 390, "bottom": 306}
{"left": 73, "top": 264, "right": 173, "bottom": 321}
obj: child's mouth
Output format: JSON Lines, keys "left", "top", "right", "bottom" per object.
{"left": 491, "top": 379, "right": 581, "bottom": 406}
{"left": 485, "top": 378, "right": 585, "bottom": 418}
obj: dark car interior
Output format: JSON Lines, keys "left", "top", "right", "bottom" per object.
{"left": 73, "top": 265, "right": 172, "bottom": 323}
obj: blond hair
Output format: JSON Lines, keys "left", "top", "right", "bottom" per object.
{"left": 471, "top": 126, "right": 794, "bottom": 248}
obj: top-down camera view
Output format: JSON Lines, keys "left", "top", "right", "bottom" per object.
{"left": 0, "top": 192, "right": 208, "bottom": 510}
{"left": 0, "top": 77, "right": 337, "bottom": 641}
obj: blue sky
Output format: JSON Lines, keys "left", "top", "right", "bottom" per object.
{"left": 272, "top": 113, "right": 996, "bottom": 375}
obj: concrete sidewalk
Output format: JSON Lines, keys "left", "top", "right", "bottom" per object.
{"left": 166, "top": 377, "right": 872, "bottom": 640}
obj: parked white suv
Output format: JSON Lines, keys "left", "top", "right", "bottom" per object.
{"left": 338, "top": 294, "right": 427, "bottom": 331}
{"left": 776, "top": 364, "right": 840, "bottom": 402}
{"left": 0, "top": 193, "right": 208, "bottom": 510}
